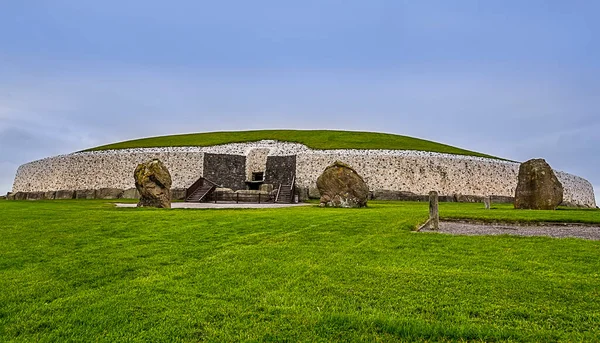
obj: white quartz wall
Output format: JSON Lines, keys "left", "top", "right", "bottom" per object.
{"left": 245, "top": 148, "right": 270, "bottom": 180}
{"left": 11, "top": 141, "right": 597, "bottom": 207}
{"left": 555, "top": 171, "right": 596, "bottom": 207}
{"left": 13, "top": 150, "right": 204, "bottom": 192}
{"left": 295, "top": 151, "right": 597, "bottom": 208}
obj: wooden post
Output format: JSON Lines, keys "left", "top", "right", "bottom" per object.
{"left": 258, "top": 193, "right": 261, "bottom": 204}
{"left": 236, "top": 193, "right": 239, "bottom": 204}
{"left": 429, "top": 191, "right": 439, "bottom": 230}
{"left": 484, "top": 196, "right": 491, "bottom": 210}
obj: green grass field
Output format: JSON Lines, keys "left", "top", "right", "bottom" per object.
{"left": 86, "top": 130, "right": 502, "bottom": 159}
{"left": 1, "top": 200, "right": 599, "bottom": 342}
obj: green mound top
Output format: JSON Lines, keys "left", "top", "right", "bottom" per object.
{"left": 87, "top": 130, "right": 501, "bottom": 159}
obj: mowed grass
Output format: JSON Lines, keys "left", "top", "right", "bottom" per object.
{"left": 1, "top": 200, "right": 599, "bottom": 342}
{"left": 86, "top": 130, "right": 501, "bottom": 159}
{"left": 439, "top": 202, "right": 600, "bottom": 225}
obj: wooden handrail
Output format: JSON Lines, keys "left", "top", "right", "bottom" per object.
{"left": 290, "top": 176, "right": 296, "bottom": 203}
{"left": 185, "top": 177, "right": 205, "bottom": 199}
{"left": 275, "top": 183, "right": 283, "bottom": 203}
{"left": 203, "top": 177, "right": 219, "bottom": 187}
{"left": 200, "top": 185, "right": 217, "bottom": 202}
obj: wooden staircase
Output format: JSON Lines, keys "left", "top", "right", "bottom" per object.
{"left": 185, "top": 177, "right": 217, "bottom": 203}
{"left": 275, "top": 177, "right": 295, "bottom": 204}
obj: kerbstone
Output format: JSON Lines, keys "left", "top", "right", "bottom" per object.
{"left": 317, "top": 161, "right": 369, "bottom": 208}
{"left": 55, "top": 190, "right": 75, "bottom": 200}
{"left": 135, "top": 159, "right": 172, "bottom": 208}
{"left": 515, "top": 159, "right": 563, "bottom": 210}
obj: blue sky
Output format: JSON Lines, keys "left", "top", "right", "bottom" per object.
{"left": 1, "top": 1, "right": 599, "bottom": 201}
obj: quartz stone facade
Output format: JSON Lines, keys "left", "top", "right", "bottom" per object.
{"left": 11, "top": 141, "right": 597, "bottom": 207}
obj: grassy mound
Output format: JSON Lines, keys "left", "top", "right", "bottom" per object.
{"left": 1, "top": 200, "right": 599, "bottom": 341}
{"left": 87, "top": 130, "right": 501, "bottom": 159}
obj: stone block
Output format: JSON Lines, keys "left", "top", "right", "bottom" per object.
{"left": 490, "top": 195, "right": 514, "bottom": 204}
{"left": 44, "top": 191, "right": 56, "bottom": 200}
{"left": 6, "top": 192, "right": 15, "bottom": 201}
{"left": 96, "top": 188, "right": 124, "bottom": 199}
{"left": 135, "top": 158, "right": 172, "bottom": 208}
{"left": 454, "top": 194, "right": 484, "bottom": 203}
{"left": 75, "top": 189, "right": 96, "bottom": 199}
{"left": 308, "top": 187, "right": 321, "bottom": 199}
{"left": 515, "top": 159, "right": 564, "bottom": 210}
{"left": 235, "top": 190, "right": 270, "bottom": 195}
{"left": 55, "top": 190, "right": 75, "bottom": 200}
{"left": 259, "top": 184, "right": 274, "bottom": 193}
{"left": 297, "top": 187, "right": 310, "bottom": 201}
{"left": 26, "top": 192, "right": 46, "bottom": 200}
{"left": 171, "top": 188, "right": 186, "bottom": 201}
{"left": 14, "top": 192, "right": 27, "bottom": 200}
{"left": 122, "top": 188, "right": 140, "bottom": 199}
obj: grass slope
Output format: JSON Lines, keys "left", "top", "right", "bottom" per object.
{"left": 1, "top": 200, "right": 599, "bottom": 342}
{"left": 87, "top": 130, "right": 501, "bottom": 159}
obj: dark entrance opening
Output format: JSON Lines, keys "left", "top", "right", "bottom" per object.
{"left": 246, "top": 172, "right": 265, "bottom": 190}
{"left": 252, "top": 172, "right": 264, "bottom": 181}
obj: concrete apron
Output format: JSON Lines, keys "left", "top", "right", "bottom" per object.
{"left": 115, "top": 202, "right": 311, "bottom": 209}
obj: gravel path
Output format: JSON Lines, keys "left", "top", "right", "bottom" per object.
{"left": 420, "top": 221, "right": 600, "bottom": 240}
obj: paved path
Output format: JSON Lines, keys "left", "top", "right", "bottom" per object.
{"left": 115, "top": 202, "right": 311, "bottom": 209}
{"left": 420, "top": 221, "right": 600, "bottom": 240}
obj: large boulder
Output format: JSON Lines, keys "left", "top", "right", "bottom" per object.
{"left": 514, "top": 159, "right": 564, "bottom": 210}
{"left": 134, "top": 159, "right": 172, "bottom": 208}
{"left": 317, "top": 161, "right": 369, "bottom": 208}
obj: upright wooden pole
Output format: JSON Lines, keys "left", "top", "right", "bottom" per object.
{"left": 429, "top": 191, "right": 439, "bottom": 230}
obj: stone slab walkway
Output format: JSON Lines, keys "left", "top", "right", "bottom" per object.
{"left": 115, "top": 202, "right": 311, "bottom": 209}
{"left": 420, "top": 221, "right": 600, "bottom": 240}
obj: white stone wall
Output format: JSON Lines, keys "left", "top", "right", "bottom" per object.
{"left": 11, "top": 141, "right": 597, "bottom": 207}
{"left": 245, "top": 148, "right": 270, "bottom": 180}
{"left": 555, "top": 171, "right": 596, "bottom": 207}
{"left": 295, "top": 150, "right": 596, "bottom": 208}
{"left": 13, "top": 150, "right": 205, "bottom": 192}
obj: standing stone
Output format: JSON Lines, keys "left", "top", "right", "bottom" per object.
{"left": 514, "top": 159, "right": 563, "bottom": 210}
{"left": 134, "top": 159, "right": 172, "bottom": 208}
{"left": 317, "top": 161, "right": 369, "bottom": 208}
{"left": 483, "top": 196, "right": 491, "bottom": 210}
{"left": 429, "top": 191, "right": 439, "bottom": 230}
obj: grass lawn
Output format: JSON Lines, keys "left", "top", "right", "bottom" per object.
{"left": 86, "top": 130, "right": 502, "bottom": 160}
{"left": 1, "top": 200, "right": 599, "bottom": 342}
{"left": 439, "top": 202, "right": 600, "bottom": 225}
